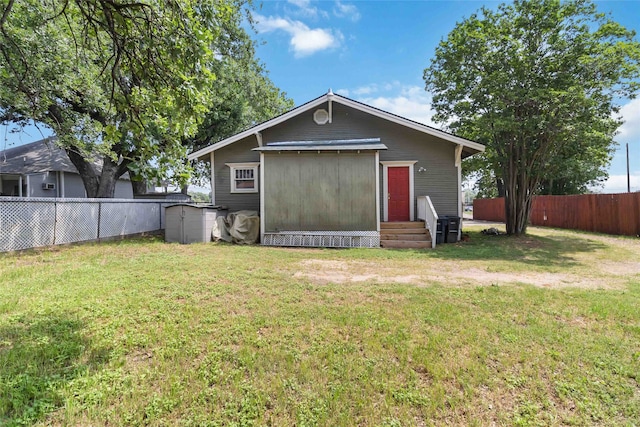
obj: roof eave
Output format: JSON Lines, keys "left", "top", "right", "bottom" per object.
{"left": 188, "top": 94, "right": 329, "bottom": 161}
{"left": 187, "top": 92, "right": 486, "bottom": 160}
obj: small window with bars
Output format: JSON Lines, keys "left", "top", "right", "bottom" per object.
{"left": 227, "top": 163, "right": 259, "bottom": 193}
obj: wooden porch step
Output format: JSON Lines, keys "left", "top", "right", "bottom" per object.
{"left": 380, "top": 221, "right": 425, "bottom": 229}
{"left": 380, "top": 240, "right": 432, "bottom": 249}
{"left": 381, "top": 228, "right": 429, "bottom": 235}
{"left": 380, "top": 233, "right": 430, "bottom": 241}
{"left": 380, "top": 221, "right": 432, "bottom": 248}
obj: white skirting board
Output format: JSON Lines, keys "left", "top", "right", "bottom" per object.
{"left": 262, "top": 231, "right": 380, "bottom": 248}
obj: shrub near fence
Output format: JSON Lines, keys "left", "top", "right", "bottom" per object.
{"left": 0, "top": 197, "right": 168, "bottom": 252}
{"left": 473, "top": 193, "right": 640, "bottom": 236}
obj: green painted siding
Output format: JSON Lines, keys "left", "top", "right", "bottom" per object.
{"left": 262, "top": 102, "right": 459, "bottom": 217}
{"left": 214, "top": 136, "right": 260, "bottom": 211}
{"left": 264, "top": 152, "right": 377, "bottom": 231}
{"left": 212, "top": 101, "right": 460, "bottom": 219}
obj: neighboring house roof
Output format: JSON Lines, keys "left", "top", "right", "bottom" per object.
{"left": 189, "top": 90, "right": 485, "bottom": 161}
{"left": 0, "top": 137, "right": 130, "bottom": 179}
{"left": 0, "top": 137, "right": 78, "bottom": 174}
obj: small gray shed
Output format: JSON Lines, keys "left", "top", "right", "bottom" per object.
{"left": 165, "top": 204, "right": 227, "bottom": 244}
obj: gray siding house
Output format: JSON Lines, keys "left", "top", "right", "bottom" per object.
{"left": 189, "top": 91, "right": 484, "bottom": 248}
{"left": 0, "top": 138, "right": 133, "bottom": 198}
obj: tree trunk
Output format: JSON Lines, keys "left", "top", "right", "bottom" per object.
{"left": 503, "top": 157, "right": 534, "bottom": 235}
{"left": 66, "top": 147, "right": 129, "bottom": 198}
{"left": 66, "top": 148, "right": 101, "bottom": 197}
{"left": 496, "top": 178, "right": 505, "bottom": 198}
{"left": 128, "top": 169, "right": 148, "bottom": 195}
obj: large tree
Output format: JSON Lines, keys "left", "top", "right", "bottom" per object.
{"left": 0, "top": 0, "right": 287, "bottom": 197}
{"left": 424, "top": 0, "right": 640, "bottom": 234}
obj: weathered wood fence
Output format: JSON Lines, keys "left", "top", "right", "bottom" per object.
{"left": 1, "top": 197, "right": 169, "bottom": 252}
{"left": 473, "top": 193, "right": 640, "bottom": 236}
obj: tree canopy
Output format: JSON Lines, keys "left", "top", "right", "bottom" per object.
{"left": 424, "top": 0, "right": 640, "bottom": 234}
{"left": 0, "top": 0, "right": 290, "bottom": 197}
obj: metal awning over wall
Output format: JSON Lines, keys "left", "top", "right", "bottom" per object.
{"left": 253, "top": 138, "right": 387, "bottom": 152}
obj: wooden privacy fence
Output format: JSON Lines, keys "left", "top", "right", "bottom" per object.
{"left": 473, "top": 193, "right": 640, "bottom": 236}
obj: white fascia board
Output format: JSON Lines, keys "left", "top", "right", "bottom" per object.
{"left": 187, "top": 92, "right": 485, "bottom": 161}
{"left": 334, "top": 96, "right": 485, "bottom": 153}
{"left": 188, "top": 96, "right": 330, "bottom": 161}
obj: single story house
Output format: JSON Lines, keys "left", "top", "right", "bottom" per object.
{"left": 0, "top": 138, "right": 133, "bottom": 198}
{"left": 188, "top": 91, "right": 484, "bottom": 248}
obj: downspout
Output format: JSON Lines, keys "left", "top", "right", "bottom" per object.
{"left": 214, "top": 151, "right": 216, "bottom": 205}
{"left": 259, "top": 152, "right": 265, "bottom": 244}
{"left": 455, "top": 145, "right": 463, "bottom": 240}
{"left": 327, "top": 89, "right": 333, "bottom": 124}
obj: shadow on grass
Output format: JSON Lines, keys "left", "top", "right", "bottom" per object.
{"left": 0, "top": 313, "right": 110, "bottom": 426}
{"left": 403, "top": 230, "right": 608, "bottom": 267}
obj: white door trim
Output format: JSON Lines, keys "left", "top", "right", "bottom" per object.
{"left": 380, "top": 161, "right": 417, "bottom": 222}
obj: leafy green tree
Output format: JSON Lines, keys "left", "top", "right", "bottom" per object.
{"left": 425, "top": 0, "right": 640, "bottom": 234}
{"left": 1, "top": 0, "right": 287, "bottom": 198}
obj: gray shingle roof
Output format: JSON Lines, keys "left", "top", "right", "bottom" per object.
{"left": 0, "top": 138, "right": 78, "bottom": 174}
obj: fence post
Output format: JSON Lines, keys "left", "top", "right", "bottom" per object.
{"left": 97, "top": 201, "right": 102, "bottom": 241}
{"left": 53, "top": 199, "right": 58, "bottom": 245}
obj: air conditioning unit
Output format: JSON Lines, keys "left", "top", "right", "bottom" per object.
{"left": 42, "top": 182, "right": 56, "bottom": 190}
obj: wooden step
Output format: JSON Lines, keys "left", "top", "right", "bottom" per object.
{"left": 380, "top": 228, "right": 428, "bottom": 235}
{"left": 380, "top": 233, "right": 430, "bottom": 241}
{"left": 380, "top": 221, "right": 425, "bottom": 229}
{"left": 381, "top": 240, "right": 432, "bottom": 249}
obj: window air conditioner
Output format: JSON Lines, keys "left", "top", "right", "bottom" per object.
{"left": 42, "top": 182, "right": 56, "bottom": 190}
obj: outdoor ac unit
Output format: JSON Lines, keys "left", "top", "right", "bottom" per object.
{"left": 42, "top": 182, "right": 56, "bottom": 190}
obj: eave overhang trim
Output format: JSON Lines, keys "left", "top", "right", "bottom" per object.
{"left": 253, "top": 138, "right": 387, "bottom": 152}
{"left": 188, "top": 92, "right": 484, "bottom": 161}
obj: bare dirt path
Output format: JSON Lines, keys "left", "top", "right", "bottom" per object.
{"left": 292, "top": 227, "right": 640, "bottom": 290}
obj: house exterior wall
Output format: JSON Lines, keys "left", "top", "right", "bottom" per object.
{"left": 27, "top": 172, "right": 58, "bottom": 197}
{"left": 115, "top": 179, "right": 134, "bottom": 199}
{"left": 263, "top": 152, "right": 377, "bottom": 232}
{"left": 64, "top": 173, "right": 87, "bottom": 198}
{"left": 213, "top": 136, "right": 260, "bottom": 211}
{"left": 262, "top": 101, "right": 459, "bottom": 217}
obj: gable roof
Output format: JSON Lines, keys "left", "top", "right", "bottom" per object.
{"left": 0, "top": 138, "right": 78, "bottom": 174}
{"left": 0, "top": 137, "right": 130, "bottom": 180}
{"left": 188, "top": 91, "right": 485, "bottom": 161}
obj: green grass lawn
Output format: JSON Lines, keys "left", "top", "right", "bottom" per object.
{"left": 1, "top": 226, "right": 639, "bottom": 426}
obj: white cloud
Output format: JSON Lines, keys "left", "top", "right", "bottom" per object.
{"left": 286, "top": 0, "right": 328, "bottom": 19}
{"left": 254, "top": 14, "right": 342, "bottom": 57}
{"left": 333, "top": 1, "right": 360, "bottom": 22}
{"left": 335, "top": 88, "right": 350, "bottom": 96}
{"left": 353, "top": 84, "right": 378, "bottom": 95}
{"left": 358, "top": 85, "right": 438, "bottom": 127}
{"left": 617, "top": 98, "right": 640, "bottom": 143}
{"left": 600, "top": 173, "right": 640, "bottom": 193}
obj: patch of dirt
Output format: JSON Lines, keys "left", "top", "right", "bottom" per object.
{"left": 294, "top": 259, "right": 626, "bottom": 290}
{"left": 597, "top": 261, "right": 640, "bottom": 276}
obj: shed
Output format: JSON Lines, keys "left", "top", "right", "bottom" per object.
{"left": 165, "top": 204, "right": 228, "bottom": 244}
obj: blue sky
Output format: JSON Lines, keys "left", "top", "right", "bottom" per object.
{"left": 2, "top": 0, "right": 640, "bottom": 192}
{"left": 251, "top": 0, "right": 640, "bottom": 193}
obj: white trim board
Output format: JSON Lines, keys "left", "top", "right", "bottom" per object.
{"left": 259, "top": 153, "right": 265, "bottom": 244}
{"left": 226, "top": 162, "right": 260, "bottom": 194}
{"left": 381, "top": 161, "right": 417, "bottom": 222}
{"left": 188, "top": 92, "right": 485, "bottom": 161}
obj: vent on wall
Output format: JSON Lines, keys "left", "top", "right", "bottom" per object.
{"left": 42, "top": 182, "right": 56, "bottom": 190}
{"left": 313, "top": 109, "right": 329, "bottom": 125}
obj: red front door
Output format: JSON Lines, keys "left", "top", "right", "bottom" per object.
{"left": 388, "top": 167, "right": 410, "bottom": 221}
